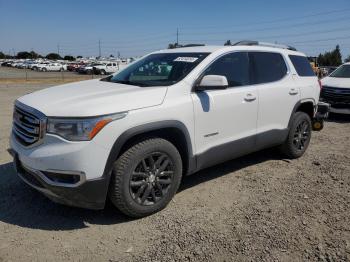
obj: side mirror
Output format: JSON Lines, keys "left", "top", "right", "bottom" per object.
{"left": 195, "top": 75, "right": 228, "bottom": 91}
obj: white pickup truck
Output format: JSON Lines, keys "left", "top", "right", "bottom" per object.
{"left": 93, "top": 62, "right": 119, "bottom": 75}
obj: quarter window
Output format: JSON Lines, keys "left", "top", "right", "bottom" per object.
{"left": 203, "top": 52, "right": 250, "bottom": 87}
{"left": 250, "top": 52, "right": 287, "bottom": 84}
{"left": 289, "top": 55, "right": 315, "bottom": 76}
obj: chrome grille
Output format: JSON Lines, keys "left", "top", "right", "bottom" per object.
{"left": 12, "top": 102, "right": 46, "bottom": 147}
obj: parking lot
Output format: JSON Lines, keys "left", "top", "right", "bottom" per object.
{"left": 0, "top": 66, "right": 101, "bottom": 84}
{"left": 0, "top": 66, "right": 349, "bottom": 261}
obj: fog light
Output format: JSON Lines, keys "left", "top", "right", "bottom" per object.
{"left": 42, "top": 171, "right": 82, "bottom": 184}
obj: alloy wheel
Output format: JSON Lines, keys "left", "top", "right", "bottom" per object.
{"left": 129, "top": 152, "right": 174, "bottom": 206}
{"left": 293, "top": 120, "right": 310, "bottom": 151}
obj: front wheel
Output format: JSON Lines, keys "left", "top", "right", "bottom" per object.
{"left": 280, "top": 112, "right": 312, "bottom": 159}
{"left": 109, "top": 138, "right": 182, "bottom": 218}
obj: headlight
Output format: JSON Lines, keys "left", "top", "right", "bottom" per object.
{"left": 47, "top": 112, "right": 127, "bottom": 141}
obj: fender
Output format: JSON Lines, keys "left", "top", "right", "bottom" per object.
{"left": 287, "top": 99, "right": 316, "bottom": 129}
{"left": 102, "top": 120, "right": 196, "bottom": 181}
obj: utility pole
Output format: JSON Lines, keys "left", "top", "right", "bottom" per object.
{"left": 98, "top": 39, "right": 101, "bottom": 58}
{"left": 57, "top": 43, "right": 60, "bottom": 55}
{"left": 176, "top": 28, "right": 179, "bottom": 45}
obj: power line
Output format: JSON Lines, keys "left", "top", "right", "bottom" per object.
{"left": 180, "top": 7, "right": 350, "bottom": 31}
{"left": 179, "top": 16, "right": 350, "bottom": 37}
{"left": 181, "top": 26, "right": 350, "bottom": 43}
{"left": 290, "top": 35, "right": 350, "bottom": 44}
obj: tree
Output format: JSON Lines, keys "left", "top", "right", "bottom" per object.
{"left": 46, "top": 53, "right": 62, "bottom": 60}
{"left": 63, "top": 55, "right": 75, "bottom": 61}
{"left": 0, "top": 52, "right": 5, "bottom": 59}
{"left": 317, "top": 45, "right": 342, "bottom": 66}
{"left": 30, "top": 51, "right": 40, "bottom": 59}
{"left": 16, "top": 51, "right": 32, "bottom": 59}
{"left": 77, "top": 55, "right": 83, "bottom": 59}
{"left": 344, "top": 55, "right": 350, "bottom": 63}
{"left": 224, "top": 40, "right": 232, "bottom": 46}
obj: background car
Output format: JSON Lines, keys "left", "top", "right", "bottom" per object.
{"left": 320, "top": 62, "right": 350, "bottom": 114}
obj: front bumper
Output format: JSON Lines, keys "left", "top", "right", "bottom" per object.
{"left": 320, "top": 86, "right": 350, "bottom": 114}
{"left": 10, "top": 149, "right": 109, "bottom": 209}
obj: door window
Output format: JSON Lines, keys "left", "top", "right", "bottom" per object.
{"left": 250, "top": 52, "right": 287, "bottom": 84}
{"left": 203, "top": 52, "right": 250, "bottom": 87}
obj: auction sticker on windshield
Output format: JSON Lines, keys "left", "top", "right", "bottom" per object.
{"left": 174, "top": 57, "right": 198, "bottom": 63}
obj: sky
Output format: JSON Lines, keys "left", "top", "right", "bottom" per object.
{"left": 0, "top": 0, "right": 350, "bottom": 59}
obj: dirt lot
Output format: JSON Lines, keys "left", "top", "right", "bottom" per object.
{"left": 0, "top": 80, "right": 349, "bottom": 262}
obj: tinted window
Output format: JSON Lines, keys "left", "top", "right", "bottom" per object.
{"left": 250, "top": 52, "right": 287, "bottom": 84}
{"left": 203, "top": 52, "right": 249, "bottom": 87}
{"left": 329, "top": 64, "right": 350, "bottom": 78}
{"left": 289, "top": 55, "right": 315, "bottom": 76}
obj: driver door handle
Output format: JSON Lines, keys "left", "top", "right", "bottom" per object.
{"left": 289, "top": 88, "right": 299, "bottom": 95}
{"left": 244, "top": 93, "right": 256, "bottom": 102}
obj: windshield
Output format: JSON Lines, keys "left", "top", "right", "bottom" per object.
{"left": 109, "top": 52, "right": 209, "bottom": 86}
{"left": 329, "top": 64, "right": 350, "bottom": 78}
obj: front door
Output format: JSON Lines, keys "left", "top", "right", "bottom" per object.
{"left": 191, "top": 52, "right": 258, "bottom": 169}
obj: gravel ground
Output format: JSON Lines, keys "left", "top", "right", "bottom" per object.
{"left": 0, "top": 82, "right": 349, "bottom": 262}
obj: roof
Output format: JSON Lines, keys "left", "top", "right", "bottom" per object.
{"left": 153, "top": 45, "right": 305, "bottom": 56}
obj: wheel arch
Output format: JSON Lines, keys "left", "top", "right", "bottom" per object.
{"left": 288, "top": 99, "right": 316, "bottom": 128}
{"left": 102, "top": 120, "right": 196, "bottom": 181}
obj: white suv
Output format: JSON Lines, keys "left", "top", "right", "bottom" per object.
{"left": 320, "top": 62, "right": 350, "bottom": 114}
{"left": 9, "top": 41, "right": 328, "bottom": 217}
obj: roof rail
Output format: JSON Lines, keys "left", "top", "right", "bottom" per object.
{"left": 180, "top": 44, "right": 205, "bottom": 48}
{"left": 232, "top": 40, "right": 297, "bottom": 51}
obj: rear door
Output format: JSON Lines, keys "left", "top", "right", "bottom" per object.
{"left": 249, "top": 51, "right": 300, "bottom": 148}
{"left": 288, "top": 55, "right": 320, "bottom": 103}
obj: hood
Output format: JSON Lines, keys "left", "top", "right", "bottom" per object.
{"left": 18, "top": 79, "right": 167, "bottom": 117}
{"left": 321, "top": 76, "right": 350, "bottom": 88}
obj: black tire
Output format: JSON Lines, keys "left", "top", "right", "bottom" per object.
{"left": 42, "top": 68, "right": 47, "bottom": 72}
{"left": 109, "top": 138, "right": 182, "bottom": 218}
{"left": 86, "top": 69, "right": 92, "bottom": 75}
{"left": 100, "top": 69, "right": 106, "bottom": 75}
{"left": 280, "top": 112, "right": 312, "bottom": 159}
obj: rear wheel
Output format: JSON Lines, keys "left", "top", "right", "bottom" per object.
{"left": 42, "top": 68, "right": 47, "bottom": 72}
{"left": 280, "top": 112, "right": 312, "bottom": 159}
{"left": 100, "top": 69, "right": 106, "bottom": 75}
{"left": 109, "top": 138, "right": 182, "bottom": 218}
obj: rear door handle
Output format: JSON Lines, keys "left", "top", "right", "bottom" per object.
{"left": 289, "top": 88, "right": 299, "bottom": 95}
{"left": 244, "top": 93, "right": 256, "bottom": 102}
